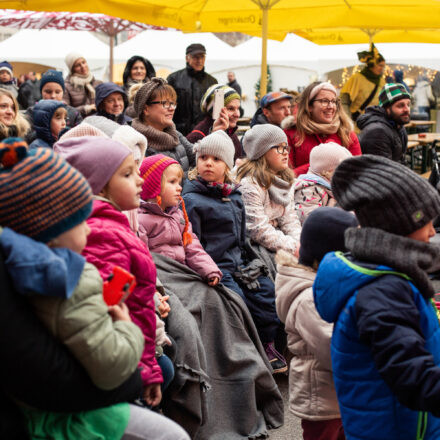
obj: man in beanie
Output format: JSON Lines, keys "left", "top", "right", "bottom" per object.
{"left": 167, "top": 43, "right": 217, "bottom": 135}
{"left": 0, "top": 61, "right": 18, "bottom": 98}
{"left": 357, "top": 82, "right": 411, "bottom": 162}
{"left": 250, "top": 91, "right": 293, "bottom": 128}
{"left": 314, "top": 154, "right": 440, "bottom": 440}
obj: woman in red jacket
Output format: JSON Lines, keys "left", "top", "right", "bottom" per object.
{"left": 283, "top": 81, "right": 361, "bottom": 176}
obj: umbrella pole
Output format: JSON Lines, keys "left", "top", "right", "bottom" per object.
{"left": 109, "top": 35, "right": 114, "bottom": 82}
{"left": 260, "top": 6, "right": 269, "bottom": 97}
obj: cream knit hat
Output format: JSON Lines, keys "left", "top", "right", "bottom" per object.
{"left": 309, "top": 142, "right": 352, "bottom": 175}
{"left": 193, "top": 130, "right": 235, "bottom": 170}
{"left": 65, "top": 52, "right": 84, "bottom": 73}
{"left": 242, "top": 124, "right": 287, "bottom": 161}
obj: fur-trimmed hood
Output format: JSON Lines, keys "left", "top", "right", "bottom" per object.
{"left": 281, "top": 115, "right": 296, "bottom": 130}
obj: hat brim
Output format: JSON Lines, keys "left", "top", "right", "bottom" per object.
{"left": 187, "top": 50, "right": 206, "bottom": 55}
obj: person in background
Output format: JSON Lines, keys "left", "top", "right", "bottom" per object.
{"left": 63, "top": 52, "right": 102, "bottom": 117}
{"left": 393, "top": 69, "right": 410, "bottom": 93}
{"left": 227, "top": 71, "right": 242, "bottom": 96}
{"left": 0, "top": 61, "right": 18, "bottom": 98}
{"left": 17, "top": 71, "right": 41, "bottom": 110}
{"left": 167, "top": 43, "right": 217, "bottom": 135}
{"left": 413, "top": 75, "right": 435, "bottom": 115}
{"left": 340, "top": 44, "right": 386, "bottom": 122}
{"left": 95, "top": 82, "right": 131, "bottom": 125}
{"left": 123, "top": 55, "right": 156, "bottom": 93}
{"left": 0, "top": 89, "right": 30, "bottom": 141}
{"left": 251, "top": 91, "right": 293, "bottom": 128}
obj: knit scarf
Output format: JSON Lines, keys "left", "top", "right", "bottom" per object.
{"left": 131, "top": 118, "right": 179, "bottom": 151}
{"left": 359, "top": 67, "right": 383, "bottom": 85}
{"left": 345, "top": 227, "right": 440, "bottom": 299}
{"left": 197, "top": 176, "right": 240, "bottom": 197}
{"left": 301, "top": 116, "right": 341, "bottom": 137}
{"left": 268, "top": 176, "right": 293, "bottom": 207}
{"left": 69, "top": 72, "right": 96, "bottom": 99}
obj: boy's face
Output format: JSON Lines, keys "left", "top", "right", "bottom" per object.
{"left": 51, "top": 110, "right": 67, "bottom": 140}
{"left": 0, "top": 69, "right": 11, "bottom": 83}
{"left": 51, "top": 221, "right": 91, "bottom": 253}
{"left": 42, "top": 82, "right": 64, "bottom": 101}
{"left": 407, "top": 220, "right": 435, "bottom": 243}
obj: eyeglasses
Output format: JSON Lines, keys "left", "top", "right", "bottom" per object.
{"left": 311, "top": 98, "right": 340, "bottom": 108}
{"left": 148, "top": 100, "right": 177, "bottom": 109}
{"left": 271, "top": 145, "right": 290, "bottom": 154}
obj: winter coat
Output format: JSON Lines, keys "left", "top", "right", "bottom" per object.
{"left": 63, "top": 74, "right": 102, "bottom": 116}
{"left": 294, "top": 173, "right": 335, "bottom": 225}
{"left": 186, "top": 115, "right": 244, "bottom": 160}
{"left": 357, "top": 106, "right": 408, "bottom": 163}
{"left": 167, "top": 65, "right": 217, "bottom": 135}
{"left": 227, "top": 79, "right": 242, "bottom": 97}
{"left": 413, "top": 80, "right": 435, "bottom": 109}
{"left": 26, "top": 102, "right": 82, "bottom": 130}
{"left": 275, "top": 251, "right": 339, "bottom": 420}
{"left": 123, "top": 56, "right": 156, "bottom": 92}
{"left": 0, "top": 82, "right": 18, "bottom": 98}
{"left": 314, "top": 251, "right": 440, "bottom": 440}
{"left": 95, "top": 82, "right": 131, "bottom": 125}
{"left": 29, "top": 99, "right": 66, "bottom": 149}
{"left": 182, "top": 179, "right": 247, "bottom": 272}
{"left": 250, "top": 107, "right": 271, "bottom": 128}
{"left": 239, "top": 176, "right": 301, "bottom": 253}
{"left": 284, "top": 119, "right": 361, "bottom": 176}
{"left": 138, "top": 200, "right": 222, "bottom": 280}
{"left": 17, "top": 79, "right": 41, "bottom": 110}
{"left": 82, "top": 199, "right": 162, "bottom": 386}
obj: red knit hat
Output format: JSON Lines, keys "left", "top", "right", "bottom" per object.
{"left": 139, "top": 154, "right": 179, "bottom": 200}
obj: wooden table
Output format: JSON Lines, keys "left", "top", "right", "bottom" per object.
{"left": 405, "top": 120, "right": 436, "bottom": 129}
{"left": 407, "top": 133, "right": 440, "bottom": 173}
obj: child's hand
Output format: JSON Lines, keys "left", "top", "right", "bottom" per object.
{"left": 158, "top": 295, "right": 171, "bottom": 318}
{"left": 143, "top": 383, "right": 162, "bottom": 407}
{"left": 108, "top": 303, "right": 132, "bottom": 322}
{"left": 208, "top": 277, "right": 220, "bottom": 286}
{"left": 212, "top": 107, "right": 229, "bottom": 132}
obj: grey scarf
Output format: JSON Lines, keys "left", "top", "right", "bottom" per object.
{"left": 345, "top": 227, "right": 440, "bottom": 299}
{"left": 132, "top": 118, "right": 179, "bottom": 151}
{"left": 268, "top": 176, "right": 293, "bottom": 207}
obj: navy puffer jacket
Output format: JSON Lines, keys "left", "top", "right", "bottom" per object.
{"left": 30, "top": 99, "right": 66, "bottom": 148}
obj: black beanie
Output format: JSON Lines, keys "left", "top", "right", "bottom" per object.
{"left": 299, "top": 207, "right": 358, "bottom": 267}
{"left": 331, "top": 155, "right": 440, "bottom": 236}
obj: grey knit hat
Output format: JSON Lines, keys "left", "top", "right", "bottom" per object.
{"left": 133, "top": 77, "right": 167, "bottom": 118}
{"left": 242, "top": 124, "right": 288, "bottom": 160}
{"left": 331, "top": 154, "right": 440, "bottom": 236}
{"left": 193, "top": 130, "right": 235, "bottom": 170}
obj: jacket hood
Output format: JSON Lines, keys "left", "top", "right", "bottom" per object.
{"left": 0, "top": 227, "right": 84, "bottom": 299}
{"left": 95, "top": 82, "right": 128, "bottom": 110}
{"left": 356, "top": 105, "right": 393, "bottom": 131}
{"left": 313, "top": 251, "right": 395, "bottom": 323}
{"left": 33, "top": 99, "right": 67, "bottom": 145}
{"left": 281, "top": 115, "right": 295, "bottom": 130}
{"left": 122, "top": 56, "right": 156, "bottom": 87}
{"left": 296, "top": 173, "right": 332, "bottom": 190}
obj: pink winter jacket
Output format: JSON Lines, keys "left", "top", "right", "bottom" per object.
{"left": 82, "top": 199, "right": 162, "bottom": 386}
{"left": 138, "top": 201, "right": 222, "bottom": 281}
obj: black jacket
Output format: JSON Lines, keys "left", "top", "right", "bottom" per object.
{"left": 357, "top": 106, "right": 408, "bottom": 163}
{"left": 228, "top": 79, "right": 242, "bottom": 97}
{"left": 167, "top": 65, "right": 217, "bottom": 135}
{"left": 17, "top": 79, "right": 41, "bottom": 110}
{"left": 0, "top": 253, "right": 142, "bottom": 438}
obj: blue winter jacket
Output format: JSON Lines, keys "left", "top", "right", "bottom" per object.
{"left": 30, "top": 99, "right": 66, "bottom": 148}
{"left": 313, "top": 251, "right": 440, "bottom": 440}
{"left": 182, "top": 179, "right": 247, "bottom": 272}
{"left": 95, "top": 82, "right": 131, "bottom": 125}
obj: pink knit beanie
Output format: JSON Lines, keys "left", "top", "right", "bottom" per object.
{"left": 139, "top": 154, "right": 179, "bottom": 200}
{"left": 309, "top": 142, "right": 352, "bottom": 175}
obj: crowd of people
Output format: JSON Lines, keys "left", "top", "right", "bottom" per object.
{"left": 1, "top": 40, "right": 440, "bottom": 440}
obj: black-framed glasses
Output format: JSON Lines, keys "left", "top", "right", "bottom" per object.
{"left": 271, "top": 145, "right": 290, "bottom": 154}
{"left": 311, "top": 98, "right": 340, "bottom": 108}
{"left": 148, "top": 100, "right": 177, "bottom": 109}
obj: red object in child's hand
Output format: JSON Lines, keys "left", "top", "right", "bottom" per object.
{"left": 103, "top": 266, "right": 136, "bottom": 306}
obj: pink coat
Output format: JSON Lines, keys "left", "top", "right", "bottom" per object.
{"left": 138, "top": 201, "right": 222, "bottom": 281}
{"left": 83, "top": 199, "right": 162, "bottom": 386}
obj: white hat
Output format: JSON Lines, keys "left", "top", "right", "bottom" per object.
{"left": 193, "top": 130, "right": 235, "bottom": 170}
{"left": 65, "top": 52, "right": 84, "bottom": 72}
{"left": 309, "top": 142, "right": 352, "bottom": 175}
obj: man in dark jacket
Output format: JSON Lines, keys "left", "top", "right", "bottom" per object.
{"left": 357, "top": 83, "right": 411, "bottom": 163}
{"left": 250, "top": 91, "right": 292, "bottom": 128}
{"left": 227, "top": 71, "right": 242, "bottom": 96}
{"left": 167, "top": 43, "right": 217, "bottom": 135}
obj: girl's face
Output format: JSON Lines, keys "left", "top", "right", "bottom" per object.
{"left": 160, "top": 164, "right": 183, "bottom": 210}
{"left": 308, "top": 89, "right": 338, "bottom": 124}
{"left": 72, "top": 58, "right": 89, "bottom": 76}
{"left": 100, "top": 155, "right": 143, "bottom": 210}
{"left": 50, "top": 110, "right": 67, "bottom": 140}
{"left": 0, "top": 94, "right": 15, "bottom": 126}
{"left": 42, "top": 82, "right": 64, "bottom": 101}
{"left": 50, "top": 220, "right": 91, "bottom": 254}
{"left": 197, "top": 154, "right": 227, "bottom": 183}
{"left": 225, "top": 98, "right": 241, "bottom": 129}
{"left": 131, "top": 60, "right": 147, "bottom": 81}
{"left": 142, "top": 94, "right": 176, "bottom": 131}
{"left": 264, "top": 143, "right": 289, "bottom": 173}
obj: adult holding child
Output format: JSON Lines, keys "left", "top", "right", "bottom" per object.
{"left": 283, "top": 81, "right": 361, "bottom": 176}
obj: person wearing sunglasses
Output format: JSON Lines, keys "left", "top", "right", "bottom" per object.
{"left": 283, "top": 81, "right": 361, "bottom": 177}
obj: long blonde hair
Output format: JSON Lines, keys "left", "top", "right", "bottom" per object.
{"left": 294, "top": 81, "right": 353, "bottom": 148}
{"left": 0, "top": 89, "right": 30, "bottom": 139}
{"left": 235, "top": 155, "right": 294, "bottom": 189}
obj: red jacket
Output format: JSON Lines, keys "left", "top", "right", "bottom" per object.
{"left": 83, "top": 199, "right": 162, "bottom": 386}
{"left": 285, "top": 127, "right": 361, "bottom": 176}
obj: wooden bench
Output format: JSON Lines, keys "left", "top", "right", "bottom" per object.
{"left": 421, "top": 171, "right": 431, "bottom": 179}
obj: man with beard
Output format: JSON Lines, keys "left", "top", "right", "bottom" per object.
{"left": 357, "top": 83, "right": 411, "bottom": 163}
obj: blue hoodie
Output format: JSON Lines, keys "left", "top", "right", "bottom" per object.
{"left": 314, "top": 251, "right": 440, "bottom": 440}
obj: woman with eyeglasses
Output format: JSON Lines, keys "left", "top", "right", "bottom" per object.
{"left": 131, "top": 77, "right": 228, "bottom": 174}
{"left": 283, "top": 82, "right": 361, "bottom": 177}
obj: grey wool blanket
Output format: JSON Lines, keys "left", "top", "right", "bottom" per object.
{"left": 153, "top": 253, "right": 284, "bottom": 439}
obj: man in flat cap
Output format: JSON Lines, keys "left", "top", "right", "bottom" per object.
{"left": 167, "top": 43, "right": 218, "bottom": 135}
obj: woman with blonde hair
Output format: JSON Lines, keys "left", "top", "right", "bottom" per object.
{"left": 282, "top": 81, "right": 361, "bottom": 176}
{"left": 0, "top": 88, "right": 30, "bottom": 140}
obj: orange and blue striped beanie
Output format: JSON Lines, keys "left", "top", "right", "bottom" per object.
{"left": 0, "top": 138, "right": 93, "bottom": 243}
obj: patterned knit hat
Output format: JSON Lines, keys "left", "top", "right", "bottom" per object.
{"left": 242, "top": 124, "right": 288, "bottom": 160}
{"left": 260, "top": 91, "right": 292, "bottom": 109}
{"left": 133, "top": 77, "right": 167, "bottom": 118}
{"left": 309, "top": 142, "right": 352, "bottom": 176}
{"left": 193, "top": 130, "right": 235, "bottom": 170}
{"left": 139, "top": 154, "right": 179, "bottom": 200}
{"left": 200, "top": 85, "right": 240, "bottom": 115}
{"left": 379, "top": 83, "right": 411, "bottom": 107}
{"left": 331, "top": 154, "right": 440, "bottom": 236}
{"left": 0, "top": 138, "right": 92, "bottom": 243}
{"left": 40, "top": 69, "right": 65, "bottom": 93}
{"left": 357, "top": 43, "right": 385, "bottom": 66}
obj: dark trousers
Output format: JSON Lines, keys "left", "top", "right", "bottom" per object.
{"left": 221, "top": 271, "right": 280, "bottom": 343}
{"left": 301, "top": 418, "right": 345, "bottom": 440}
